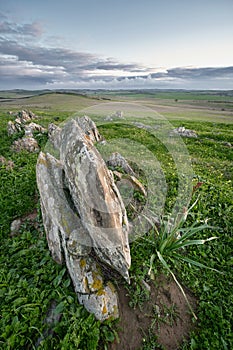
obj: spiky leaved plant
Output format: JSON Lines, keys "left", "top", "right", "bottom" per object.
{"left": 143, "top": 197, "right": 221, "bottom": 320}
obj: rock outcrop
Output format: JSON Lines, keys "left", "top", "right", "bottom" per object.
{"left": 36, "top": 116, "right": 131, "bottom": 321}
{"left": 171, "top": 126, "right": 197, "bottom": 138}
{"left": 7, "top": 110, "right": 39, "bottom": 136}
{"left": 7, "top": 110, "right": 47, "bottom": 153}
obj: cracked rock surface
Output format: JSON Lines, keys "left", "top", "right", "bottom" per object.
{"left": 36, "top": 116, "right": 131, "bottom": 321}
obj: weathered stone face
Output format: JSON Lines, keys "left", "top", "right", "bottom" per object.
{"left": 36, "top": 116, "right": 131, "bottom": 321}
{"left": 60, "top": 119, "right": 131, "bottom": 282}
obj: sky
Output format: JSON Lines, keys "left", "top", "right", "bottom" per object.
{"left": 0, "top": 0, "right": 233, "bottom": 90}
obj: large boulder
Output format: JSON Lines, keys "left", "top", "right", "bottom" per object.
{"left": 36, "top": 116, "right": 131, "bottom": 321}
{"left": 60, "top": 119, "right": 131, "bottom": 282}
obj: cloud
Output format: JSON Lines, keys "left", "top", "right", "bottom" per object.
{"left": 0, "top": 18, "right": 43, "bottom": 37}
{"left": 0, "top": 15, "right": 232, "bottom": 89}
{"left": 0, "top": 35, "right": 153, "bottom": 86}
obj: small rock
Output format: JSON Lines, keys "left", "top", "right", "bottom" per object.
{"left": 171, "top": 126, "right": 197, "bottom": 138}
{"left": 18, "top": 110, "right": 36, "bottom": 123}
{"left": 105, "top": 116, "right": 113, "bottom": 121}
{"left": 10, "top": 219, "right": 22, "bottom": 236}
{"left": 223, "top": 142, "right": 232, "bottom": 148}
{"left": 0, "top": 156, "right": 6, "bottom": 164}
{"left": 6, "top": 160, "right": 14, "bottom": 170}
{"left": 12, "top": 137, "right": 40, "bottom": 153}
{"left": 24, "top": 122, "right": 46, "bottom": 137}
{"left": 107, "top": 152, "right": 136, "bottom": 177}
{"left": 133, "top": 122, "right": 152, "bottom": 130}
{"left": 7, "top": 121, "right": 22, "bottom": 136}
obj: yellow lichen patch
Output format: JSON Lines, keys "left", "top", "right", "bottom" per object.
{"left": 90, "top": 273, "right": 103, "bottom": 290}
{"left": 61, "top": 217, "right": 71, "bottom": 236}
{"left": 96, "top": 288, "right": 106, "bottom": 296}
{"left": 84, "top": 277, "right": 90, "bottom": 293}
{"left": 37, "top": 154, "right": 48, "bottom": 167}
{"left": 79, "top": 258, "right": 86, "bottom": 268}
{"left": 102, "top": 303, "right": 107, "bottom": 315}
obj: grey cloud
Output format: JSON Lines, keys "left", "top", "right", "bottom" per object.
{"left": 96, "top": 63, "right": 149, "bottom": 72}
{"left": 150, "top": 67, "right": 233, "bottom": 80}
{"left": 0, "top": 22, "right": 233, "bottom": 89}
{"left": 0, "top": 36, "right": 148, "bottom": 83}
{"left": 0, "top": 20, "right": 43, "bottom": 37}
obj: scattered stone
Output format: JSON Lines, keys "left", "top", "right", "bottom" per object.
{"left": 12, "top": 137, "right": 40, "bottom": 153}
{"left": 24, "top": 122, "right": 46, "bottom": 137}
{"left": 18, "top": 109, "right": 37, "bottom": 123}
{"left": 7, "top": 120, "right": 22, "bottom": 135}
{"left": 10, "top": 219, "right": 22, "bottom": 236}
{"left": 6, "top": 160, "right": 15, "bottom": 170}
{"left": 0, "top": 156, "right": 15, "bottom": 170}
{"left": 0, "top": 156, "right": 6, "bottom": 164}
{"left": 105, "top": 116, "right": 113, "bottom": 121}
{"left": 104, "top": 111, "right": 124, "bottom": 121}
{"left": 114, "top": 110, "right": 124, "bottom": 118}
{"left": 107, "top": 152, "right": 136, "bottom": 177}
{"left": 223, "top": 142, "right": 232, "bottom": 148}
{"left": 171, "top": 126, "right": 198, "bottom": 138}
{"left": 133, "top": 122, "right": 152, "bottom": 130}
{"left": 7, "top": 110, "right": 41, "bottom": 136}
{"left": 7, "top": 110, "right": 46, "bottom": 152}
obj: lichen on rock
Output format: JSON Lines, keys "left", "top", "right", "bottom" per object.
{"left": 36, "top": 116, "right": 132, "bottom": 321}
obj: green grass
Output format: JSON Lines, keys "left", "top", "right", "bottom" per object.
{"left": 0, "top": 92, "right": 233, "bottom": 349}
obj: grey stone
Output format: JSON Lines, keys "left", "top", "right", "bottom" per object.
{"left": 24, "top": 122, "right": 46, "bottom": 137}
{"left": 36, "top": 116, "right": 133, "bottom": 321}
{"left": 107, "top": 152, "right": 136, "bottom": 177}
{"left": 171, "top": 126, "right": 198, "bottom": 138}
{"left": 75, "top": 115, "right": 102, "bottom": 143}
{"left": 48, "top": 123, "right": 62, "bottom": 150}
{"left": 36, "top": 151, "right": 120, "bottom": 320}
{"left": 223, "top": 142, "right": 232, "bottom": 148}
{"left": 18, "top": 110, "right": 37, "bottom": 123}
{"left": 133, "top": 122, "right": 152, "bottom": 130}
{"left": 7, "top": 121, "right": 22, "bottom": 135}
{"left": 10, "top": 219, "right": 22, "bottom": 236}
{"left": 60, "top": 119, "right": 131, "bottom": 282}
{"left": 12, "top": 137, "right": 40, "bottom": 153}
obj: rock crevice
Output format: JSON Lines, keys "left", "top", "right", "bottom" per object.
{"left": 36, "top": 116, "right": 132, "bottom": 320}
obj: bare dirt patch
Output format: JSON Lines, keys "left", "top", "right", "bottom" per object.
{"left": 109, "top": 275, "right": 197, "bottom": 350}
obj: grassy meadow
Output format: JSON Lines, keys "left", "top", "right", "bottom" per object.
{"left": 0, "top": 90, "right": 232, "bottom": 349}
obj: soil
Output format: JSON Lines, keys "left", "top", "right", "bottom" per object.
{"left": 108, "top": 275, "right": 197, "bottom": 350}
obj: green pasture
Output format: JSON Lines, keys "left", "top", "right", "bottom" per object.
{"left": 0, "top": 91, "right": 232, "bottom": 349}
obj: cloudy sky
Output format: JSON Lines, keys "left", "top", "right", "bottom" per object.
{"left": 0, "top": 0, "right": 233, "bottom": 90}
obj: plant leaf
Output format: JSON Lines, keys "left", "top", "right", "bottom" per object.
{"left": 172, "top": 253, "right": 223, "bottom": 273}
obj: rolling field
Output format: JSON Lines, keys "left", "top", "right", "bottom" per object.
{"left": 0, "top": 90, "right": 232, "bottom": 349}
